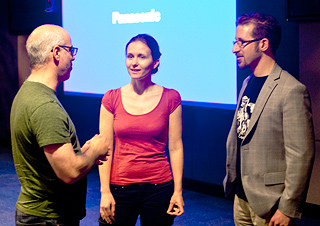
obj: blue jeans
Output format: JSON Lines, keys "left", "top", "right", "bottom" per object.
{"left": 98, "top": 180, "right": 175, "bottom": 226}
{"left": 15, "top": 209, "right": 79, "bottom": 226}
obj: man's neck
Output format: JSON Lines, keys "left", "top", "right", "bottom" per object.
{"left": 27, "top": 68, "right": 59, "bottom": 91}
{"left": 251, "top": 55, "right": 276, "bottom": 77}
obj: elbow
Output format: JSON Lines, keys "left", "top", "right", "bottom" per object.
{"left": 56, "top": 171, "right": 82, "bottom": 184}
{"left": 60, "top": 177, "right": 78, "bottom": 184}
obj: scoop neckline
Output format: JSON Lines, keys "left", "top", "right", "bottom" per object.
{"left": 119, "top": 86, "right": 165, "bottom": 116}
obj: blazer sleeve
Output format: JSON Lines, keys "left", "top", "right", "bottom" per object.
{"left": 278, "top": 81, "right": 315, "bottom": 218}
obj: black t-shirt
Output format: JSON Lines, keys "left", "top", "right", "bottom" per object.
{"left": 235, "top": 74, "right": 268, "bottom": 200}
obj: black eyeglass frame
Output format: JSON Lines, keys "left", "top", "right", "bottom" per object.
{"left": 232, "top": 38, "right": 263, "bottom": 48}
{"left": 58, "top": 45, "right": 78, "bottom": 56}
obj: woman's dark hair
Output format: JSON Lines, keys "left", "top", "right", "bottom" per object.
{"left": 126, "top": 34, "right": 161, "bottom": 74}
{"left": 236, "top": 12, "right": 281, "bottom": 56}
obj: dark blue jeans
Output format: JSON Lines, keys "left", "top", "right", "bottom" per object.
{"left": 15, "top": 209, "right": 79, "bottom": 226}
{"left": 98, "top": 180, "right": 175, "bottom": 226}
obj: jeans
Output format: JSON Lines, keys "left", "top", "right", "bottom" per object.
{"left": 15, "top": 209, "right": 79, "bottom": 226}
{"left": 98, "top": 180, "right": 175, "bottom": 226}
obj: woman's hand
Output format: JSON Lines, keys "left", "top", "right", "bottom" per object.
{"left": 166, "top": 191, "right": 184, "bottom": 216}
{"left": 100, "top": 192, "right": 116, "bottom": 224}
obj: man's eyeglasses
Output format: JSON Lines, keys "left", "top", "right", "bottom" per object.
{"left": 58, "top": 45, "right": 78, "bottom": 56}
{"left": 232, "top": 38, "right": 263, "bottom": 48}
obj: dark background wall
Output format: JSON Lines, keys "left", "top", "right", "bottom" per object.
{"left": 1, "top": 0, "right": 320, "bottom": 205}
{"left": 0, "top": 0, "right": 19, "bottom": 146}
{"left": 236, "top": 1, "right": 300, "bottom": 92}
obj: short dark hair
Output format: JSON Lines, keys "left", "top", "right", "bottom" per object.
{"left": 236, "top": 12, "right": 281, "bottom": 56}
{"left": 126, "top": 34, "right": 161, "bottom": 74}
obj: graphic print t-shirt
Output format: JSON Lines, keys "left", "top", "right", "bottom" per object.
{"left": 237, "top": 75, "right": 268, "bottom": 140}
{"left": 235, "top": 74, "right": 268, "bottom": 200}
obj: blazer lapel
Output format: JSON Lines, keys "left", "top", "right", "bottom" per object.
{"left": 230, "top": 74, "right": 252, "bottom": 139}
{"left": 242, "top": 64, "right": 281, "bottom": 141}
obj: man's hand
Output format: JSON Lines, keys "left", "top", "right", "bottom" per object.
{"left": 88, "top": 134, "right": 111, "bottom": 163}
{"left": 269, "top": 209, "right": 294, "bottom": 226}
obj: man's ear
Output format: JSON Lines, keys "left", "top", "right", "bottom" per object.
{"left": 260, "top": 38, "right": 269, "bottom": 52}
{"left": 52, "top": 46, "right": 61, "bottom": 61}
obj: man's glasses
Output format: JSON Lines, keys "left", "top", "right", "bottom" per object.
{"left": 58, "top": 45, "right": 78, "bottom": 56}
{"left": 232, "top": 38, "right": 263, "bottom": 48}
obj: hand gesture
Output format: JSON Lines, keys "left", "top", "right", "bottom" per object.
{"left": 89, "top": 134, "right": 111, "bottom": 162}
{"left": 167, "top": 191, "right": 184, "bottom": 216}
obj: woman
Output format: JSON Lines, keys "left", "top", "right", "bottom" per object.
{"left": 98, "top": 34, "right": 184, "bottom": 226}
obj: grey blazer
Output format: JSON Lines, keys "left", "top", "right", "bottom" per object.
{"left": 224, "top": 63, "right": 315, "bottom": 219}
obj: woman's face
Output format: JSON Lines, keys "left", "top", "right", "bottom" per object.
{"left": 126, "top": 41, "right": 158, "bottom": 80}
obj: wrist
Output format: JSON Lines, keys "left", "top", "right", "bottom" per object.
{"left": 100, "top": 188, "right": 112, "bottom": 194}
{"left": 173, "top": 189, "right": 183, "bottom": 194}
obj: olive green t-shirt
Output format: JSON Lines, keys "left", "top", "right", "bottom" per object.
{"left": 10, "top": 81, "right": 86, "bottom": 220}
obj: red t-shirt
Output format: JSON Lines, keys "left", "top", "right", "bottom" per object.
{"left": 102, "top": 87, "right": 181, "bottom": 185}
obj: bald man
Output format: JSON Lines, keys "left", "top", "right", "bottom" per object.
{"left": 10, "top": 24, "right": 111, "bottom": 226}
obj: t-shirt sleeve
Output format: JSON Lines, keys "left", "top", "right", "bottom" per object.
{"left": 30, "top": 102, "right": 72, "bottom": 148}
{"left": 101, "top": 89, "right": 117, "bottom": 114}
{"left": 167, "top": 89, "right": 182, "bottom": 114}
